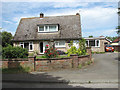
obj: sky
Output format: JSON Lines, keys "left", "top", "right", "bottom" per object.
{"left": 0, "top": 0, "right": 119, "bottom": 37}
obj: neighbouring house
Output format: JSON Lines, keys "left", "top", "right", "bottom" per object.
{"left": 12, "top": 13, "right": 82, "bottom": 54}
{"left": 84, "top": 36, "right": 112, "bottom": 52}
{"left": 111, "top": 37, "right": 120, "bottom": 52}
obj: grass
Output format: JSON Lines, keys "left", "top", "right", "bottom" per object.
{"left": 36, "top": 55, "right": 68, "bottom": 59}
{"left": 1, "top": 66, "right": 30, "bottom": 74}
{"left": 92, "top": 52, "right": 105, "bottom": 54}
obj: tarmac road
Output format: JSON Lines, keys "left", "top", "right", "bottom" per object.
{"left": 2, "top": 53, "right": 119, "bottom": 88}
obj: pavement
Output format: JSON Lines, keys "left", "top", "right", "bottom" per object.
{"left": 2, "top": 53, "right": 119, "bottom": 88}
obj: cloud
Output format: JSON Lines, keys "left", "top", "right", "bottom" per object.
{"left": 1, "top": 28, "right": 15, "bottom": 35}
{"left": 1, "top": 0, "right": 119, "bottom": 2}
{"left": 53, "top": 2, "right": 89, "bottom": 8}
{"left": 83, "top": 29, "right": 118, "bottom": 37}
{"left": 1, "top": 2, "right": 118, "bottom": 37}
{"left": 81, "top": 6, "right": 118, "bottom": 30}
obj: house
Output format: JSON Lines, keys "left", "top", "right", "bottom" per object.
{"left": 111, "top": 37, "right": 120, "bottom": 52}
{"left": 12, "top": 13, "right": 82, "bottom": 54}
{"left": 84, "top": 36, "right": 112, "bottom": 52}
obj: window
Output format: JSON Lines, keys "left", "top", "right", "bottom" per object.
{"left": 39, "top": 26, "right": 44, "bottom": 31}
{"left": 20, "top": 42, "right": 33, "bottom": 51}
{"left": 89, "top": 40, "right": 95, "bottom": 46}
{"left": 86, "top": 40, "right": 100, "bottom": 47}
{"left": 38, "top": 25, "right": 58, "bottom": 32}
{"left": 55, "top": 41, "right": 65, "bottom": 47}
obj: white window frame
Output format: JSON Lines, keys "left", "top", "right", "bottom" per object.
{"left": 19, "top": 42, "right": 34, "bottom": 51}
{"left": 55, "top": 41, "right": 66, "bottom": 48}
{"left": 95, "top": 40, "right": 100, "bottom": 47}
{"left": 29, "top": 42, "right": 34, "bottom": 51}
{"left": 86, "top": 40, "right": 100, "bottom": 47}
{"left": 86, "top": 40, "right": 89, "bottom": 47}
{"left": 38, "top": 25, "right": 58, "bottom": 32}
{"left": 20, "top": 42, "right": 24, "bottom": 48}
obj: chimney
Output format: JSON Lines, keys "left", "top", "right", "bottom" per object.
{"left": 76, "top": 13, "right": 80, "bottom": 15}
{"left": 40, "top": 13, "right": 44, "bottom": 18}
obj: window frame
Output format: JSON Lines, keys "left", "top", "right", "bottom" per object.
{"left": 38, "top": 25, "right": 58, "bottom": 32}
{"left": 86, "top": 40, "right": 100, "bottom": 47}
{"left": 19, "top": 42, "right": 34, "bottom": 51}
{"left": 55, "top": 41, "right": 66, "bottom": 48}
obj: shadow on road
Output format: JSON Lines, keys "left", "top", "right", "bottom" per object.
{"left": 2, "top": 72, "right": 118, "bottom": 90}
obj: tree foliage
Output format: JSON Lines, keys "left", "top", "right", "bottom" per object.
{"left": 89, "top": 35, "right": 93, "bottom": 38}
{"left": 2, "top": 45, "right": 28, "bottom": 58}
{"left": 106, "top": 36, "right": 118, "bottom": 41}
{"left": 66, "top": 38, "right": 87, "bottom": 56}
{"left": 1, "top": 31, "right": 13, "bottom": 47}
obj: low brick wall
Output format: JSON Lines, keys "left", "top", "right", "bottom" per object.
{"left": 35, "top": 58, "right": 72, "bottom": 71}
{"left": 0, "top": 56, "right": 35, "bottom": 71}
{"left": 0, "top": 47, "right": 92, "bottom": 71}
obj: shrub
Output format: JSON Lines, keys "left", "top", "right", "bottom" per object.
{"left": 66, "top": 46, "right": 77, "bottom": 57}
{"left": 66, "top": 38, "right": 87, "bottom": 56}
{"left": 44, "top": 45, "right": 59, "bottom": 58}
{"left": 2, "top": 45, "right": 28, "bottom": 58}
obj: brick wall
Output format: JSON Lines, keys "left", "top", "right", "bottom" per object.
{"left": 1, "top": 48, "right": 92, "bottom": 71}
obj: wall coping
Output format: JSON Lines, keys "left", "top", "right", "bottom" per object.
{"left": 0, "top": 58, "right": 28, "bottom": 61}
{"left": 78, "top": 55, "right": 90, "bottom": 58}
{"left": 36, "top": 57, "right": 71, "bottom": 61}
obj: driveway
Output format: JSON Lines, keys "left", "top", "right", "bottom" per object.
{"left": 46, "top": 53, "right": 118, "bottom": 83}
{"left": 2, "top": 53, "right": 119, "bottom": 88}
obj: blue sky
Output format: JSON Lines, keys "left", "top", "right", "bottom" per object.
{"left": 1, "top": 1, "right": 118, "bottom": 37}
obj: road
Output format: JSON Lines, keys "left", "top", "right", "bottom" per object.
{"left": 2, "top": 53, "right": 119, "bottom": 88}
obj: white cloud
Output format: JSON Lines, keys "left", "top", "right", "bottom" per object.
{"left": 1, "top": 0, "right": 119, "bottom": 2}
{"left": 53, "top": 2, "right": 89, "bottom": 8}
{"left": 1, "top": 28, "right": 15, "bottom": 35}
{"left": 3, "top": 20, "right": 13, "bottom": 24}
{"left": 83, "top": 29, "right": 118, "bottom": 37}
{"left": 80, "top": 7, "right": 118, "bottom": 30}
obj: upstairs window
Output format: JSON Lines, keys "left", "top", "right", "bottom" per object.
{"left": 38, "top": 25, "right": 58, "bottom": 32}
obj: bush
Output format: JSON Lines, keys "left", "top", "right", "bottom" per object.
{"left": 66, "top": 38, "right": 87, "bottom": 56}
{"left": 2, "top": 45, "right": 28, "bottom": 58}
{"left": 66, "top": 46, "right": 77, "bottom": 57}
{"left": 44, "top": 45, "right": 59, "bottom": 58}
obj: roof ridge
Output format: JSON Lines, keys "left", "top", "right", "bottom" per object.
{"left": 21, "top": 15, "right": 78, "bottom": 20}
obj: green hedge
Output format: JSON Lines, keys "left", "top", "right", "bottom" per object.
{"left": 2, "top": 45, "right": 28, "bottom": 58}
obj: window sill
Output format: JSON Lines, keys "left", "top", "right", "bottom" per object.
{"left": 38, "top": 31, "right": 58, "bottom": 33}
{"left": 55, "top": 46, "right": 66, "bottom": 48}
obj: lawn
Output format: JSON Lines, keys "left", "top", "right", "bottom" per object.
{"left": 36, "top": 55, "right": 69, "bottom": 59}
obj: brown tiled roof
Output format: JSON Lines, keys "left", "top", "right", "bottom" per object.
{"left": 13, "top": 14, "right": 82, "bottom": 41}
{"left": 112, "top": 37, "right": 120, "bottom": 43}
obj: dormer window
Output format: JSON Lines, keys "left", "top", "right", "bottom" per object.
{"left": 38, "top": 24, "right": 58, "bottom": 32}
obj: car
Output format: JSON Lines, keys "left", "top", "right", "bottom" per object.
{"left": 56, "top": 50, "right": 65, "bottom": 55}
{"left": 105, "top": 45, "right": 114, "bottom": 52}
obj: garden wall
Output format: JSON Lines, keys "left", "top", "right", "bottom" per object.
{"left": 0, "top": 48, "right": 92, "bottom": 71}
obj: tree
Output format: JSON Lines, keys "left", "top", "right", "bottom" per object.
{"left": 1, "top": 31, "right": 13, "bottom": 47}
{"left": 117, "top": 7, "right": 120, "bottom": 35}
{"left": 106, "top": 36, "right": 118, "bottom": 41}
{"left": 89, "top": 35, "right": 93, "bottom": 38}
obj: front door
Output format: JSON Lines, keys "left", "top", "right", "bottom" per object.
{"left": 40, "top": 41, "right": 48, "bottom": 54}
{"left": 40, "top": 42, "right": 43, "bottom": 54}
